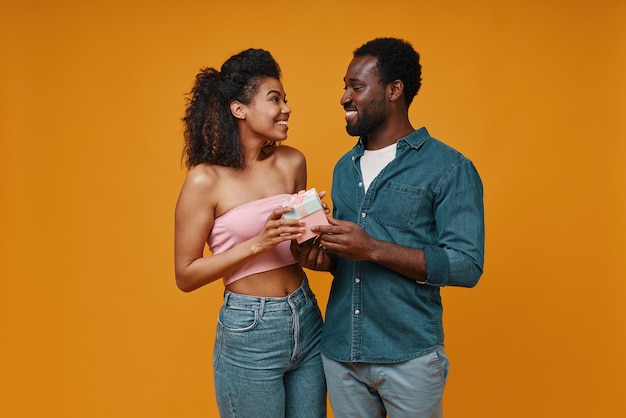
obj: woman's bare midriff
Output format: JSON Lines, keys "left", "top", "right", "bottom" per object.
{"left": 225, "top": 263, "right": 304, "bottom": 297}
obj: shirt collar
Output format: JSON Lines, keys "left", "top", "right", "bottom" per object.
{"left": 352, "top": 127, "right": 430, "bottom": 156}
{"left": 397, "top": 127, "right": 429, "bottom": 150}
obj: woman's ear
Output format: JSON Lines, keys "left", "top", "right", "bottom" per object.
{"left": 230, "top": 100, "right": 246, "bottom": 119}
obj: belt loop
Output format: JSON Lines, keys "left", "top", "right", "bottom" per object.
{"left": 259, "top": 298, "right": 266, "bottom": 319}
{"left": 223, "top": 291, "right": 230, "bottom": 305}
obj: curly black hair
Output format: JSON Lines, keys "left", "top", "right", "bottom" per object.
{"left": 353, "top": 38, "right": 421, "bottom": 107}
{"left": 182, "top": 48, "right": 282, "bottom": 169}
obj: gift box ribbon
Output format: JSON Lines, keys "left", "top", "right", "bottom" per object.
{"left": 283, "top": 188, "right": 322, "bottom": 218}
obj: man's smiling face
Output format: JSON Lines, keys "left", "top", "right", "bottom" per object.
{"left": 341, "top": 55, "right": 387, "bottom": 138}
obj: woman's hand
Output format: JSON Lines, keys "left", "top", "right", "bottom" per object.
{"left": 317, "top": 190, "right": 331, "bottom": 215}
{"left": 250, "top": 206, "right": 305, "bottom": 255}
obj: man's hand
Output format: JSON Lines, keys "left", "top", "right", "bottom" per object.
{"left": 291, "top": 234, "right": 335, "bottom": 272}
{"left": 311, "top": 217, "right": 375, "bottom": 262}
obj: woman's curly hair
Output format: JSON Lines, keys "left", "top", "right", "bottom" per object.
{"left": 182, "top": 48, "right": 281, "bottom": 169}
{"left": 353, "top": 38, "right": 421, "bottom": 107}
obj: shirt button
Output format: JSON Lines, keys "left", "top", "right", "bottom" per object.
{"left": 358, "top": 182, "right": 363, "bottom": 188}
{"left": 355, "top": 277, "right": 360, "bottom": 283}
{"left": 361, "top": 212, "right": 366, "bottom": 218}
{"left": 354, "top": 309, "right": 360, "bottom": 315}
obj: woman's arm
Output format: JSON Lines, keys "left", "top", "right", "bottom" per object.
{"left": 174, "top": 167, "right": 304, "bottom": 292}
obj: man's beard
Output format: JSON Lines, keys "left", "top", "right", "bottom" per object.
{"left": 345, "top": 95, "right": 386, "bottom": 137}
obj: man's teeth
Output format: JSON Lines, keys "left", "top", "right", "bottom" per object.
{"left": 346, "top": 110, "right": 357, "bottom": 117}
{"left": 277, "top": 121, "right": 288, "bottom": 126}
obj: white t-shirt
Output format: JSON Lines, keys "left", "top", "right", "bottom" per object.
{"left": 360, "top": 142, "right": 397, "bottom": 192}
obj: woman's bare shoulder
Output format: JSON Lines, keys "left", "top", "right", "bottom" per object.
{"left": 183, "top": 164, "right": 220, "bottom": 188}
{"left": 177, "top": 165, "right": 223, "bottom": 209}
{"left": 274, "top": 144, "right": 305, "bottom": 165}
{"left": 273, "top": 145, "right": 306, "bottom": 191}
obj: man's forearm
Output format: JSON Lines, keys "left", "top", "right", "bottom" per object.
{"left": 368, "top": 239, "right": 427, "bottom": 282}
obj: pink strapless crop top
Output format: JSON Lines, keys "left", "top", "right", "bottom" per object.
{"left": 208, "top": 194, "right": 298, "bottom": 285}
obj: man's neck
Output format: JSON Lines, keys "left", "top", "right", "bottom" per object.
{"left": 364, "top": 124, "right": 414, "bottom": 150}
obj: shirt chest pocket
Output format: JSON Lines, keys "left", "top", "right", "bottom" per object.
{"left": 374, "top": 182, "right": 424, "bottom": 229}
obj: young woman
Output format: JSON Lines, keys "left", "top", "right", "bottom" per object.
{"left": 174, "top": 49, "right": 326, "bottom": 417}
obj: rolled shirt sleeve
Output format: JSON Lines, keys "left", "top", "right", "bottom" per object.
{"left": 424, "top": 159, "right": 485, "bottom": 287}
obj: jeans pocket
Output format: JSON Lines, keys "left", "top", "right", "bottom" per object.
{"left": 213, "top": 324, "right": 222, "bottom": 371}
{"left": 433, "top": 345, "right": 449, "bottom": 383}
{"left": 218, "top": 306, "right": 259, "bottom": 332}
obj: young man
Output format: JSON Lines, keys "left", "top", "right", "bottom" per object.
{"left": 293, "top": 38, "right": 485, "bottom": 417}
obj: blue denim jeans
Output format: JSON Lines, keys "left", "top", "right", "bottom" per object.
{"left": 322, "top": 346, "right": 449, "bottom": 418}
{"left": 213, "top": 277, "right": 326, "bottom": 417}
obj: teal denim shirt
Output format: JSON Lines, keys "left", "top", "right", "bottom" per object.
{"left": 321, "top": 127, "right": 485, "bottom": 363}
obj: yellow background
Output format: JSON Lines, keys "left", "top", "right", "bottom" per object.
{"left": 1, "top": 0, "right": 625, "bottom": 417}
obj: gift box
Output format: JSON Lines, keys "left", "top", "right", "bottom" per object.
{"left": 282, "top": 188, "right": 329, "bottom": 243}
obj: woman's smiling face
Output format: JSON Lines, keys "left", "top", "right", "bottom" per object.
{"left": 242, "top": 77, "right": 291, "bottom": 143}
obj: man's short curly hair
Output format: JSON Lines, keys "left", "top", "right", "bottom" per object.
{"left": 353, "top": 38, "right": 421, "bottom": 107}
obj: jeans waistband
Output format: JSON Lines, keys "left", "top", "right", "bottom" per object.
{"left": 222, "top": 275, "right": 313, "bottom": 312}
